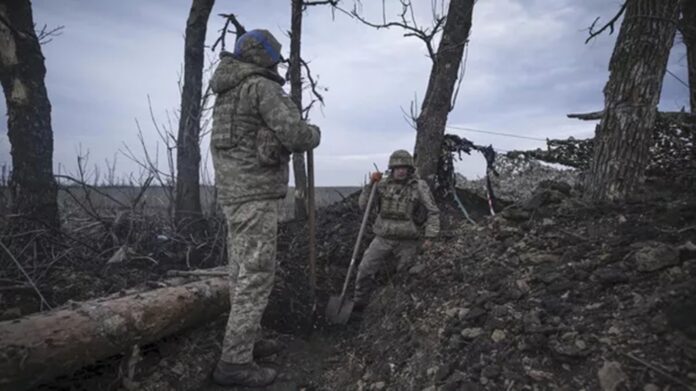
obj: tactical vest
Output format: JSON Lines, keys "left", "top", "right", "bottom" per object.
{"left": 379, "top": 179, "right": 417, "bottom": 221}
{"left": 211, "top": 77, "right": 290, "bottom": 167}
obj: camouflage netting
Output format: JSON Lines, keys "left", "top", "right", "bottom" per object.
{"left": 456, "top": 155, "right": 579, "bottom": 203}
{"left": 454, "top": 112, "right": 696, "bottom": 203}
{"left": 506, "top": 112, "right": 696, "bottom": 177}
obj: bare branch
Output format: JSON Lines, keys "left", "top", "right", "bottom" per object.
{"left": 302, "top": 0, "right": 340, "bottom": 7}
{"left": 35, "top": 24, "right": 64, "bottom": 45}
{"left": 55, "top": 174, "right": 129, "bottom": 209}
{"left": 0, "top": 239, "right": 52, "bottom": 310}
{"left": 345, "top": 0, "right": 445, "bottom": 62}
{"left": 400, "top": 92, "right": 419, "bottom": 130}
{"left": 450, "top": 42, "right": 469, "bottom": 111}
{"left": 567, "top": 110, "right": 604, "bottom": 120}
{"left": 568, "top": 110, "right": 695, "bottom": 124}
{"left": 302, "top": 99, "right": 318, "bottom": 120}
{"left": 211, "top": 13, "right": 247, "bottom": 52}
{"left": 300, "top": 58, "right": 325, "bottom": 105}
{"left": 585, "top": 2, "right": 627, "bottom": 44}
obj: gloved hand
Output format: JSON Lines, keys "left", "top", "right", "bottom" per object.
{"left": 370, "top": 171, "right": 383, "bottom": 183}
{"left": 308, "top": 124, "right": 321, "bottom": 149}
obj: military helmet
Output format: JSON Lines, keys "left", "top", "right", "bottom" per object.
{"left": 388, "top": 149, "right": 414, "bottom": 169}
{"left": 233, "top": 29, "right": 282, "bottom": 68}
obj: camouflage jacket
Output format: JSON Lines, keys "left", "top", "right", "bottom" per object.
{"left": 210, "top": 52, "right": 320, "bottom": 204}
{"left": 359, "top": 174, "right": 440, "bottom": 240}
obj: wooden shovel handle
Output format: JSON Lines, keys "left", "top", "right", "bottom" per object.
{"left": 307, "top": 150, "right": 317, "bottom": 300}
{"left": 340, "top": 181, "right": 378, "bottom": 298}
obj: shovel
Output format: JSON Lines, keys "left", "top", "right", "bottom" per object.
{"left": 325, "top": 178, "right": 379, "bottom": 324}
{"left": 307, "top": 149, "right": 317, "bottom": 315}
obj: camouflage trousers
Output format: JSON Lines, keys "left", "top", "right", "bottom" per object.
{"left": 353, "top": 236, "right": 418, "bottom": 306}
{"left": 220, "top": 199, "right": 279, "bottom": 364}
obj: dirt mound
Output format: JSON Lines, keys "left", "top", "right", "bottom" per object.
{"left": 263, "top": 191, "right": 371, "bottom": 334}
{"left": 322, "top": 182, "right": 696, "bottom": 390}
{"left": 16, "top": 178, "right": 696, "bottom": 390}
{"left": 263, "top": 187, "right": 493, "bottom": 334}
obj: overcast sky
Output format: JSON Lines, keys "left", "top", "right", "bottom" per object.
{"left": 0, "top": 0, "right": 691, "bottom": 186}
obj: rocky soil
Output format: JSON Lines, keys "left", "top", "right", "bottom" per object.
{"left": 17, "top": 173, "right": 696, "bottom": 391}
{"left": 322, "top": 180, "right": 696, "bottom": 391}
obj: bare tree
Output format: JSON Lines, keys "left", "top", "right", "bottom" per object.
{"left": 0, "top": 0, "right": 59, "bottom": 228}
{"left": 287, "top": 0, "right": 335, "bottom": 220}
{"left": 681, "top": 0, "right": 696, "bottom": 113}
{"left": 289, "top": 0, "right": 308, "bottom": 220}
{"left": 175, "top": 0, "right": 215, "bottom": 231}
{"left": 413, "top": 0, "right": 473, "bottom": 184}
{"left": 585, "top": 0, "right": 681, "bottom": 201}
{"left": 350, "top": 0, "right": 474, "bottom": 185}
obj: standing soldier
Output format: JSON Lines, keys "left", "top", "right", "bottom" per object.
{"left": 353, "top": 150, "right": 440, "bottom": 313}
{"left": 210, "top": 29, "right": 320, "bottom": 387}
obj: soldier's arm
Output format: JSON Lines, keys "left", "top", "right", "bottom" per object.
{"left": 358, "top": 183, "right": 375, "bottom": 210}
{"left": 256, "top": 78, "right": 320, "bottom": 152}
{"left": 417, "top": 180, "right": 440, "bottom": 238}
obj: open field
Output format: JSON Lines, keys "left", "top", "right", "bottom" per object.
{"left": 37, "top": 185, "right": 361, "bottom": 222}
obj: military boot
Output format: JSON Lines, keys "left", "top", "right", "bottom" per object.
{"left": 253, "top": 339, "right": 285, "bottom": 359}
{"left": 212, "top": 361, "right": 278, "bottom": 387}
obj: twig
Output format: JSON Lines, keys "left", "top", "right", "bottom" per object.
{"left": 201, "top": 218, "right": 225, "bottom": 266}
{"left": 623, "top": 352, "right": 695, "bottom": 391}
{"left": 345, "top": 0, "right": 444, "bottom": 62}
{"left": 35, "top": 24, "right": 64, "bottom": 45}
{"left": 450, "top": 42, "right": 468, "bottom": 111}
{"left": 55, "top": 174, "right": 129, "bottom": 209}
{"left": 211, "top": 13, "right": 247, "bottom": 52}
{"left": 585, "top": 2, "right": 627, "bottom": 44}
{"left": 300, "top": 58, "right": 325, "bottom": 105}
{"left": 333, "top": 189, "right": 347, "bottom": 201}
{"left": 130, "top": 175, "right": 154, "bottom": 209}
{"left": 451, "top": 185, "right": 476, "bottom": 225}
{"left": 0, "top": 239, "right": 52, "bottom": 310}
{"left": 58, "top": 186, "right": 107, "bottom": 227}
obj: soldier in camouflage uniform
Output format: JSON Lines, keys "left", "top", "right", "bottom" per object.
{"left": 209, "top": 29, "right": 321, "bottom": 387}
{"left": 353, "top": 150, "right": 440, "bottom": 312}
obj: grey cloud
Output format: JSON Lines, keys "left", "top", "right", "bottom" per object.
{"left": 0, "top": 0, "right": 691, "bottom": 186}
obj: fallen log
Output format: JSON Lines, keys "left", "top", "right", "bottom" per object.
{"left": 0, "top": 277, "right": 229, "bottom": 390}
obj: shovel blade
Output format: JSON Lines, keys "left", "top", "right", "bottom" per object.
{"left": 325, "top": 295, "right": 354, "bottom": 325}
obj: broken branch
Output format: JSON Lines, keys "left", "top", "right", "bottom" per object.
{"left": 211, "top": 13, "right": 247, "bottom": 52}
{"left": 586, "top": 2, "right": 627, "bottom": 44}
{"left": 0, "top": 239, "right": 51, "bottom": 310}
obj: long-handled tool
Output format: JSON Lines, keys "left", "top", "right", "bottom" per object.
{"left": 325, "top": 178, "right": 379, "bottom": 324}
{"left": 307, "top": 149, "right": 317, "bottom": 315}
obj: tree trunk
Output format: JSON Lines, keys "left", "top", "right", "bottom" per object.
{"left": 0, "top": 1, "right": 58, "bottom": 228}
{"left": 290, "top": 0, "right": 308, "bottom": 220}
{"left": 174, "top": 0, "right": 214, "bottom": 229}
{"left": 0, "top": 277, "right": 229, "bottom": 390}
{"left": 413, "top": 0, "right": 474, "bottom": 185}
{"left": 585, "top": 0, "right": 680, "bottom": 201}
{"left": 682, "top": 0, "right": 696, "bottom": 113}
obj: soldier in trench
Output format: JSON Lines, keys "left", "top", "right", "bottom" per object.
{"left": 209, "top": 29, "right": 321, "bottom": 387}
{"left": 352, "top": 150, "right": 440, "bottom": 314}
